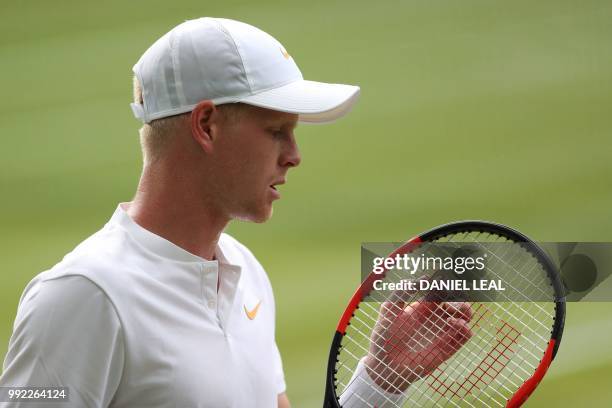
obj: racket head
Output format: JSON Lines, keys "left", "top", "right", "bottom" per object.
{"left": 324, "top": 221, "right": 565, "bottom": 408}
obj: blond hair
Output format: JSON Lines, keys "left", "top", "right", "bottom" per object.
{"left": 132, "top": 76, "right": 247, "bottom": 166}
{"left": 133, "top": 76, "right": 188, "bottom": 166}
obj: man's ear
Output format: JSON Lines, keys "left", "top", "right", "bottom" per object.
{"left": 191, "top": 100, "right": 219, "bottom": 153}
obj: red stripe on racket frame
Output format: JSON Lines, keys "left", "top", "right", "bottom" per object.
{"left": 336, "top": 236, "right": 423, "bottom": 334}
{"left": 506, "top": 339, "right": 556, "bottom": 408}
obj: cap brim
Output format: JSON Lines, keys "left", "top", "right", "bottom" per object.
{"left": 237, "top": 80, "right": 360, "bottom": 124}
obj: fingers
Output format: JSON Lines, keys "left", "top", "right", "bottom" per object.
{"left": 404, "top": 300, "right": 472, "bottom": 324}
{"left": 383, "top": 275, "right": 434, "bottom": 310}
{"left": 442, "top": 317, "right": 473, "bottom": 351}
{"left": 421, "top": 317, "right": 473, "bottom": 368}
{"left": 379, "top": 300, "right": 406, "bottom": 321}
{"left": 387, "top": 316, "right": 473, "bottom": 384}
{"left": 380, "top": 277, "right": 427, "bottom": 316}
{"left": 379, "top": 300, "right": 473, "bottom": 333}
{"left": 440, "top": 301, "right": 473, "bottom": 322}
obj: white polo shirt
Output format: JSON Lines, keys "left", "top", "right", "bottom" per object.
{"left": 0, "top": 204, "right": 285, "bottom": 407}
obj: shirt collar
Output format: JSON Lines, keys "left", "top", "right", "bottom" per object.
{"left": 109, "top": 203, "right": 233, "bottom": 266}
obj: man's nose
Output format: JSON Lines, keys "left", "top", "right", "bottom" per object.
{"left": 281, "top": 135, "right": 301, "bottom": 168}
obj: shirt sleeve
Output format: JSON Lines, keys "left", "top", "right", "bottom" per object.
{"left": 272, "top": 341, "right": 286, "bottom": 395}
{"left": 0, "top": 275, "right": 124, "bottom": 408}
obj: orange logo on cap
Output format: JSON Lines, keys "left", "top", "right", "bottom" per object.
{"left": 280, "top": 47, "right": 290, "bottom": 59}
{"left": 244, "top": 300, "right": 262, "bottom": 320}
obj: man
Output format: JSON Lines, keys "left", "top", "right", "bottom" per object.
{"left": 0, "top": 17, "right": 358, "bottom": 408}
{"left": 1, "top": 18, "right": 469, "bottom": 407}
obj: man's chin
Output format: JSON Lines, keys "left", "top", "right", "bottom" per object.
{"left": 234, "top": 205, "right": 274, "bottom": 224}
{"left": 251, "top": 208, "right": 273, "bottom": 224}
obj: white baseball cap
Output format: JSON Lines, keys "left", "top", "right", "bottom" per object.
{"left": 130, "top": 17, "right": 360, "bottom": 124}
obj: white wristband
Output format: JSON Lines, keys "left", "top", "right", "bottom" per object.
{"left": 338, "top": 358, "right": 407, "bottom": 407}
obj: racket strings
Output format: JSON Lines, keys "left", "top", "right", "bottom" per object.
{"left": 416, "top": 237, "right": 556, "bottom": 404}
{"left": 362, "top": 237, "right": 543, "bottom": 370}
{"left": 342, "top": 312, "right": 536, "bottom": 408}
{"left": 341, "top": 302, "right": 540, "bottom": 407}
{"left": 336, "top": 231, "right": 557, "bottom": 407}
{"left": 338, "top": 301, "right": 550, "bottom": 407}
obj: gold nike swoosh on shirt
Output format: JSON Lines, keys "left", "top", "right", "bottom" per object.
{"left": 244, "top": 300, "right": 262, "bottom": 320}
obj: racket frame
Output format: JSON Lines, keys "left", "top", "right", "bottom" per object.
{"left": 324, "top": 221, "right": 566, "bottom": 408}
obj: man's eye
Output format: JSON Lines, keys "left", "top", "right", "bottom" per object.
{"left": 271, "top": 130, "right": 285, "bottom": 139}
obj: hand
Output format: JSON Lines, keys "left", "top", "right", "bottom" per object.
{"left": 364, "top": 300, "right": 473, "bottom": 394}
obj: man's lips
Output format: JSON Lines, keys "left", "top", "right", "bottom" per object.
{"left": 269, "top": 179, "right": 285, "bottom": 199}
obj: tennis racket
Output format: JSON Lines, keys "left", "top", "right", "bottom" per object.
{"left": 323, "top": 221, "right": 565, "bottom": 408}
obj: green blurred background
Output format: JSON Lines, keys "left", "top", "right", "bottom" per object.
{"left": 1, "top": 0, "right": 611, "bottom": 406}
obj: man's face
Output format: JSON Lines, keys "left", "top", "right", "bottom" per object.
{"left": 210, "top": 105, "right": 301, "bottom": 223}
